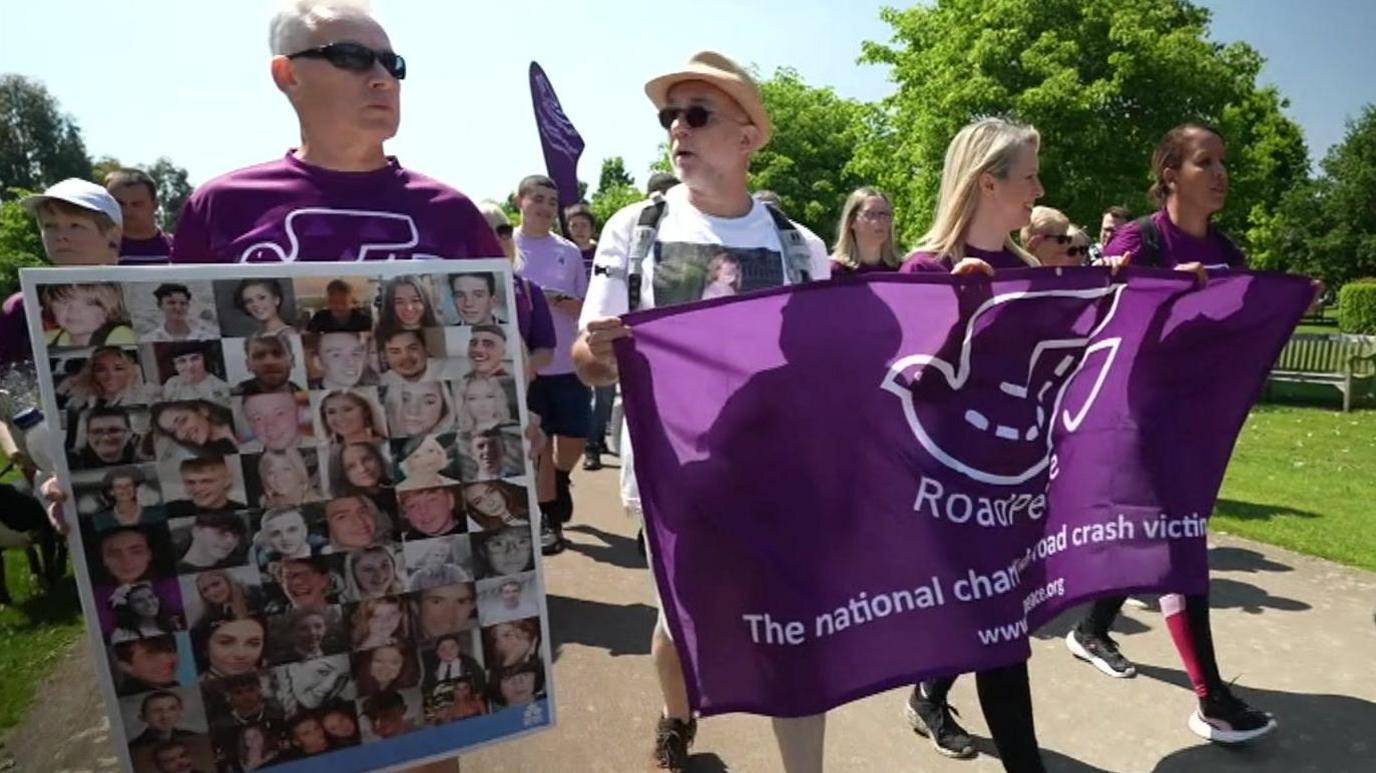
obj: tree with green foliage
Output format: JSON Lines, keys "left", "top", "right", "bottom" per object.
{"left": 0, "top": 74, "right": 92, "bottom": 191}
{"left": 0, "top": 190, "right": 45, "bottom": 296}
{"left": 748, "top": 68, "right": 872, "bottom": 244}
{"left": 147, "top": 157, "right": 193, "bottom": 232}
{"left": 858, "top": 0, "right": 1308, "bottom": 250}
{"left": 589, "top": 156, "right": 643, "bottom": 228}
{"left": 597, "top": 156, "right": 636, "bottom": 193}
{"left": 1253, "top": 104, "right": 1376, "bottom": 290}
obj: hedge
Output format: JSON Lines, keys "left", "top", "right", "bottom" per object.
{"left": 1338, "top": 279, "right": 1376, "bottom": 334}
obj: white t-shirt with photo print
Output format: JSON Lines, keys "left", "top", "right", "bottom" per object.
{"left": 578, "top": 183, "right": 830, "bottom": 509}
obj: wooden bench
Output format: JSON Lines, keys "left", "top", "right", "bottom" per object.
{"left": 1268, "top": 333, "right": 1376, "bottom": 411}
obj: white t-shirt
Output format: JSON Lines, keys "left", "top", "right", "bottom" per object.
{"left": 578, "top": 183, "right": 831, "bottom": 509}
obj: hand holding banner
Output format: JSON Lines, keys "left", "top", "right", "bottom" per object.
{"left": 615, "top": 268, "right": 1311, "bottom": 718}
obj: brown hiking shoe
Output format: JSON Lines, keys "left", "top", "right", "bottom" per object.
{"left": 651, "top": 715, "right": 697, "bottom": 770}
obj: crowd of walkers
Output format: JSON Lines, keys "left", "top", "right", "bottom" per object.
{"left": 0, "top": 1, "right": 1293, "bottom": 771}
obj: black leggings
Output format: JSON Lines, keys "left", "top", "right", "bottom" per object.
{"left": 922, "top": 661, "right": 1045, "bottom": 773}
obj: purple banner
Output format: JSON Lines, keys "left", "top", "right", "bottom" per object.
{"left": 528, "top": 62, "right": 585, "bottom": 209}
{"left": 615, "top": 268, "right": 1311, "bottom": 718}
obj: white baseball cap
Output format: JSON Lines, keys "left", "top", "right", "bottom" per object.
{"left": 20, "top": 178, "right": 123, "bottom": 228}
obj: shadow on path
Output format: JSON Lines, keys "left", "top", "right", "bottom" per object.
{"left": 1209, "top": 577, "right": 1311, "bottom": 615}
{"left": 1033, "top": 604, "right": 1154, "bottom": 641}
{"left": 1138, "top": 663, "right": 1376, "bottom": 773}
{"left": 1207, "top": 545, "right": 1294, "bottom": 574}
{"left": 564, "top": 524, "right": 648, "bottom": 571}
{"left": 1215, "top": 498, "right": 1319, "bottom": 521}
{"left": 545, "top": 593, "right": 656, "bottom": 660}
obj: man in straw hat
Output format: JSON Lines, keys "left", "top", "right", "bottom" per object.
{"left": 574, "top": 51, "right": 830, "bottom": 772}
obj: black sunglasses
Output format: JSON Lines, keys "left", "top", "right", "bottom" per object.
{"left": 495, "top": 224, "right": 514, "bottom": 238}
{"left": 657, "top": 105, "right": 716, "bottom": 130}
{"left": 288, "top": 42, "right": 406, "bottom": 80}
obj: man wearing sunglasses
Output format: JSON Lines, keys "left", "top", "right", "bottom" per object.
{"left": 171, "top": 1, "right": 499, "bottom": 266}
{"left": 573, "top": 51, "right": 830, "bottom": 773}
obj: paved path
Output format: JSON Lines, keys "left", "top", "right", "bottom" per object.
{"left": 5, "top": 463, "right": 1374, "bottom": 772}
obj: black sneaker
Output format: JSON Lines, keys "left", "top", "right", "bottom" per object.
{"left": 1065, "top": 628, "right": 1136, "bottom": 678}
{"left": 582, "top": 451, "right": 603, "bottom": 471}
{"left": 539, "top": 508, "right": 565, "bottom": 556}
{"left": 904, "top": 687, "right": 975, "bottom": 759}
{"left": 1188, "top": 683, "right": 1276, "bottom": 744}
{"left": 651, "top": 715, "right": 697, "bottom": 771}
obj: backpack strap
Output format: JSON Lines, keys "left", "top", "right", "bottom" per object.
{"left": 626, "top": 196, "right": 669, "bottom": 311}
{"left": 1130, "top": 215, "right": 1162, "bottom": 268}
{"left": 762, "top": 203, "right": 813, "bottom": 284}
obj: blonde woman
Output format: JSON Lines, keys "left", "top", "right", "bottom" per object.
{"left": 256, "top": 448, "right": 322, "bottom": 509}
{"left": 58, "top": 346, "right": 153, "bottom": 410}
{"left": 897, "top": 117, "right": 1047, "bottom": 770}
{"left": 899, "top": 118, "right": 1042, "bottom": 275}
{"left": 1063, "top": 225, "right": 1091, "bottom": 267}
{"left": 456, "top": 374, "right": 513, "bottom": 434}
{"left": 830, "top": 187, "right": 901, "bottom": 273}
{"left": 383, "top": 381, "right": 455, "bottom": 439}
{"left": 1018, "top": 205, "right": 1073, "bottom": 267}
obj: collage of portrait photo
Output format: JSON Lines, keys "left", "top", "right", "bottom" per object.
{"left": 37, "top": 269, "right": 548, "bottom": 772}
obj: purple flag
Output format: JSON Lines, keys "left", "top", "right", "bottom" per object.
{"left": 615, "top": 268, "right": 1311, "bottom": 718}
{"left": 529, "top": 62, "right": 585, "bottom": 209}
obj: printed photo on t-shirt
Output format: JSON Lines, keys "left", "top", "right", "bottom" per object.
{"left": 652, "top": 243, "right": 783, "bottom": 306}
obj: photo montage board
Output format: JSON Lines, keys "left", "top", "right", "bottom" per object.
{"left": 21, "top": 262, "right": 553, "bottom": 773}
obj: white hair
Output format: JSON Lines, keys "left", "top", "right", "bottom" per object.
{"left": 269, "top": 0, "right": 374, "bottom": 55}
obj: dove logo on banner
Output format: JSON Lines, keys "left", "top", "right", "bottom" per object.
{"left": 881, "top": 285, "right": 1125, "bottom": 486}
{"left": 239, "top": 208, "right": 425, "bottom": 262}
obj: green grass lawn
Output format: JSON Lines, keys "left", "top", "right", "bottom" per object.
{"left": 0, "top": 554, "right": 83, "bottom": 730}
{"left": 1215, "top": 397, "right": 1376, "bottom": 571}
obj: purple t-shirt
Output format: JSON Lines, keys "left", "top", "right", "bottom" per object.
{"left": 1102, "top": 210, "right": 1247, "bottom": 270}
{"left": 830, "top": 259, "right": 896, "bottom": 275}
{"left": 514, "top": 276, "right": 557, "bottom": 353}
{"left": 515, "top": 231, "right": 588, "bottom": 376}
{"left": 171, "top": 152, "right": 502, "bottom": 263}
{"left": 899, "top": 244, "right": 1030, "bottom": 273}
{"left": 119, "top": 231, "right": 173, "bottom": 265}
{"left": 0, "top": 292, "right": 31, "bottom": 367}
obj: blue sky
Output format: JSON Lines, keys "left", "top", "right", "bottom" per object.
{"left": 0, "top": 0, "right": 1371, "bottom": 203}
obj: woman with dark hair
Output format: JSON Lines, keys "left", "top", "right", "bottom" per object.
{"left": 91, "top": 466, "right": 165, "bottom": 531}
{"left": 354, "top": 643, "right": 420, "bottom": 696}
{"left": 482, "top": 618, "right": 540, "bottom": 669}
{"left": 1074, "top": 123, "right": 1275, "bottom": 744}
{"left": 236, "top": 723, "right": 281, "bottom": 771}
{"left": 375, "top": 275, "right": 440, "bottom": 339}
{"left": 463, "top": 481, "right": 528, "bottom": 531}
{"left": 234, "top": 278, "right": 294, "bottom": 336}
{"left": 109, "top": 581, "right": 181, "bottom": 642}
{"left": 151, "top": 400, "right": 238, "bottom": 458}
{"left": 488, "top": 660, "right": 545, "bottom": 709}
{"left": 159, "top": 341, "right": 231, "bottom": 402}
{"left": 328, "top": 442, "right": 392, "bottom": 497}
{"left": 194, "top": 616, "right": 268, "bottom": 680}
